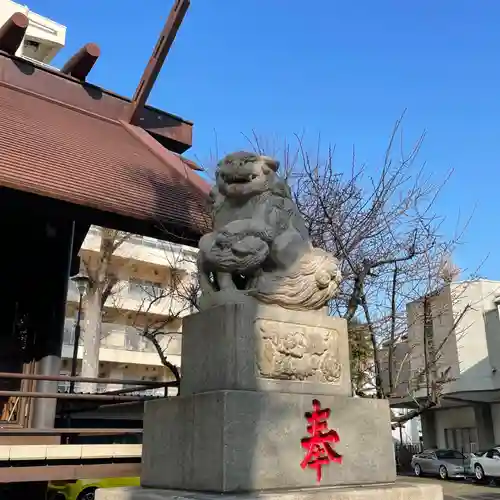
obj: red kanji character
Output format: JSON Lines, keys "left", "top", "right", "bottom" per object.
{"left": 300, "top": 399, "right": 342, "bottom": 482}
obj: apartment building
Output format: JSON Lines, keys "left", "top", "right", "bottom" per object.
{"left": 0, "top": 0, "right": 66, "bottom": 64}
{"left": 61, "top": 226, "right": 198, "bottom": 395}
{"left": 388, "top": 279, "right": 500, "bottom": 452}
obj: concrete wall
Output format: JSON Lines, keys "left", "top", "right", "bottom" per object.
{"left": 401, "top": 286, "right": 461, "bottom": 397}
{"left": 428, "top": 403, "right": 500, "bottom": 451}
{"left": 429, "top": 285, "right": 460, "bottom": 381}
{"left": 442, "top": 280, "right": 500, "bottom": 393}
{"left": 380, "top": 340, "right": 411, "bottom": 398}
{"left": 434, "top": 407, "right": 475, "bottom": 449}
{"left": 451, "top": 282, "right": 492, "bottom": 391}
{"left": 491, "top": 403, "right": 500, "bottom": 445}
{"left": 406, "top": 299, "right": 425, "bottom": 393}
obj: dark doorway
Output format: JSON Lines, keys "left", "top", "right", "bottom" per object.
{"left": 0, "top": 207, "right": 74, "bottom": 428}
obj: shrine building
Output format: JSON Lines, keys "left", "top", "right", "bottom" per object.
{"left": 0, "top": 0, "right": 209, "bottom": 478}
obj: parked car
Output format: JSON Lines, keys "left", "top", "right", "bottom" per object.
{"left": 470, "top": 447, "right": 500, "bottom": 482}
{"left": 46, "top": 476, "right": 140, "bottom": 500}
{"left": 411, "top": 449, "right": 467, "bottom": 479}
{"left": 464, "top": 450, "right": 486, "bottom": 478}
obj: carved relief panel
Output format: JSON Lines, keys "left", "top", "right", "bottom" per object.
{"left": 255, "top": 319, "right": 342, "bottom": 384}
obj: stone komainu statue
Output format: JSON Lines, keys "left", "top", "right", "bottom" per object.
{"left": 198, "top": 152, "right": 341, "bottom": 311}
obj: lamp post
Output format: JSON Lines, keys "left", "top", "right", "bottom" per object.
{"left": 69, "top": 272, "right": 89, "bottom": 394}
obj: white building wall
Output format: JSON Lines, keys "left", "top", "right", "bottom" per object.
{"left": 406, "top": 300, "right": 425, "bottom": 393}
{"left": 429, "top": 286, "right": 460, "bottom": 381}
{"left": 434, "top": 407, "right": 476, "bottom": 449}
{"left": 0, "top": 0, "right": 66, "bottom": 62}
{"left": 439, "top": 280, "right": 500, "bottom": 394}
{"left": 396, "top": 280, "right": 500, "bottom": 401}
{"left": 391, "top": 410, "right": 421, "bottom": 445}
{"left": 81, "top": 227, "right": 198, "bottom": 274}
{"left": 401, "top": 287, "right": 461, "bottom": 398}
{"left": 391, "top": 280, "right": 500, "bottom": 452}
{"left": 452, "top": 282, "right": 492, "bottom": 390}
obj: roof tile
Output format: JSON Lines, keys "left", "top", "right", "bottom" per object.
{"left": 0, "top": 84, "right": 211, "bottom": 236}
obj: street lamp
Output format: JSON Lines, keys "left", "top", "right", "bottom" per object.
{"left": 69, "top": 272, "right": 89, "bottom": 393}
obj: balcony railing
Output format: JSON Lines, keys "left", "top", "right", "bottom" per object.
{"left": 86, "top": 226, "right": 198, "bottom": 256}
{"left": 127, "top": 388, "right": 166, "bottom": 397}
{"left": 63, "top": 320, "right": 181, "bottom": 356}
{"left": 67, "top": 280, "right": 194, "bottom": 318}
{"left": 57, "top": 381, "right": 167, "bottom": 396}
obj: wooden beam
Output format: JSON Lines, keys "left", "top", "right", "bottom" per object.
{"left": 0, "top": 462, "right": 141, "bottom": 483}
{"left": 0, "top": 390, "right": 152, "bottom": 402}
{"left": 0, "top": 12, "right": 28, "bottom": 55}
{"left": 61, "top": 43, "right": 100, "bottom": 81}
{"left": 0, "top": 428, "right": 142, "bottom": 435}
{"left": 125, "top": 0, "right": 190, "bottom": 123}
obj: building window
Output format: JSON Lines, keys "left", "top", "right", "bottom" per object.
{"left": 444, "top": 427, "right": 478, "bottom": 453}
{"left": 128, "top": 279, "right": 164, "bottom": 299}
{"left": 422, "top": 296, "right": 436, "bottom": 391}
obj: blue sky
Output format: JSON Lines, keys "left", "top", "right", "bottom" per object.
{"left": 29, "top": 0, "right": 499, "bottom": 278}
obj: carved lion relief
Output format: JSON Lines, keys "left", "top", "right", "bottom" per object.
{"left": 255, "top": 320, "right": 342, "bottom": 384}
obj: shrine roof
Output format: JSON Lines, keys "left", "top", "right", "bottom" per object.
{"left": 0, "top": 51, "right": 211, "bottom": 241}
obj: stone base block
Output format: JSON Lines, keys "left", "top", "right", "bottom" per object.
{"left": 141, "top": 390, "right": 396, "bottom": 492}
{"left": 97, "top": 482, "right": 443, "bottom": 500}
{"left": 181, "top": 299, "right": 351, "bottom": 397}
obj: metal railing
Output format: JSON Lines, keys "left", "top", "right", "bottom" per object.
{"left": 395, "top": 442, "right": 423, "bottom": 455}
{"left": 0, "top": 371, "right": 174, "bottom": 400}
{"left": 0, "top": 371, "right": 177, "bottom": 430}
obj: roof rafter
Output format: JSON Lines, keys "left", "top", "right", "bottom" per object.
{"left": 0, "top": 12, "right": 28, "bottom": 55}
{"left": 125, "top": 0, "right": 190, "bottom": 124}
{"left": 61, "top": 43, "right": 101, "bottom": 81}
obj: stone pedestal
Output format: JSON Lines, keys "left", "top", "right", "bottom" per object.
{"left": 142, "top": 390, "right": 395, "bottom": 491}
{"left": 97, "top": 299, "right": 442, "bottom": 500}
{"left": 98, "top": 482, "right": 443, "bottom": 500}
{"left": 181, "top": 299, "right": 351, "bottom": 397}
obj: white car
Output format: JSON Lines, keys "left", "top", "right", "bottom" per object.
{"left": 470, "top": 447, "right": 500, "bottom": 481}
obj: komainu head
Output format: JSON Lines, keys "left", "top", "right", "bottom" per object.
{"left": 215, "top": 151, "right": 288, "bottom": 198}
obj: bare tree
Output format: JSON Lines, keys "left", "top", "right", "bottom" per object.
{"left": 80, "top": 227, "right": 130, "bottom": 392}
{"left": 245, "top": 114, "right": 480, "bottom": 426}
{"left": 120, "top": 244, "right": 200, "bottom": 389}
